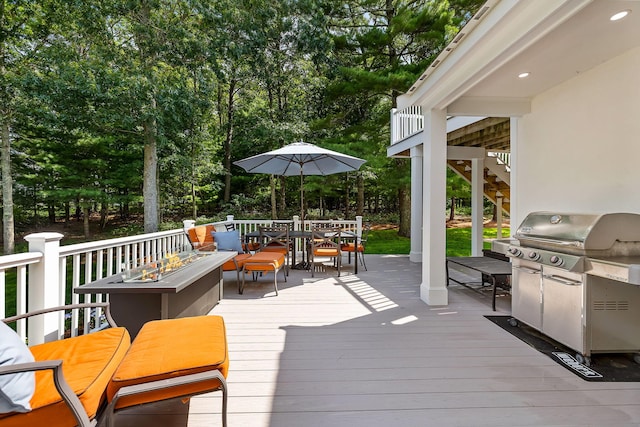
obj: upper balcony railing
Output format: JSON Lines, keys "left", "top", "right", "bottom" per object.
{"left": 1, "top": 215, "right": 361, "bottom": 345}
{"left": 390, "top": 105, "right": 424, "bottom": 145}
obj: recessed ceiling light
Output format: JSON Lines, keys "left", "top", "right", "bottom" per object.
{"left": 518, "top": 72, "right": 530, "bottom": 79}
{"left": 610, "top": 10, "right": 630, "bottom": 21}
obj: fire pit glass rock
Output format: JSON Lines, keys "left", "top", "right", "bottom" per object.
{"left": 122, "top": 250, "right": 208, "bottom": 283}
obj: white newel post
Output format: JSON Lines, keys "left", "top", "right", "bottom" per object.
{"left": 356, "top": 216, "right": 363, "bottom": 237}
{"left": 24, "top": 232, "right": 64, "bottom": 344}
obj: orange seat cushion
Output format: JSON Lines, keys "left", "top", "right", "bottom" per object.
{"left": 107, "top": 316, "right": 228, "bottom": 410}
{"left": 341, "top": 243, "right": 364, "bottom": 252}
{"left": 243, "top": 252, "right": 285, "bottom": 272}
{"left": 187, "top": 225, "right": 215, "bottom": 250}
{"left": 260, "top": 246, "right": 288, "bottom": 255}
{"left": 0, "top": 327, "right": 131, "bottom": 427}
{"left": 314, "top": 248, "right": 340, "bottom": 257}
{"left": 222, "top": 253, "right": 252, "bottom": 271}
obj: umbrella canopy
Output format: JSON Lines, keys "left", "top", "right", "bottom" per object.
{"left": 234, "top": 142, "right": 366, "bottom": 220}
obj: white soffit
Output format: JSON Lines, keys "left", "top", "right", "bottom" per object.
{"left": 403, "top": 0, "right": 640, "bottom": 115}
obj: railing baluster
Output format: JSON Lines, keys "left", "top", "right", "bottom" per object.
{"left": 0, "top": 271, "right": 4, "bottom": 319}
{"left": 71, "top": 254, "right": 81, "bottom": 337}
{"left": 16, "top": 266, "right": 27, "bottom": 341}
{"left": 391, "top": 105, "right": 424, "bottom": 144}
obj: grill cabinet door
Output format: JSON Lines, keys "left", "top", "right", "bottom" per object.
{"left": 541, "top": 266, "right": 585, "bottom": 353}
{"left": 512, "top": 259, "right": 542, "bottom": 330}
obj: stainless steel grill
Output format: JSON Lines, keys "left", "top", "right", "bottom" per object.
{"left": 506, "top": 212, "right": 640, "bottom": 365}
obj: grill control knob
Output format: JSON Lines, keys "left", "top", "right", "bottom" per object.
{"left": 527, "top": 251, "right": 540, "bottom": 261}
{"left": 550, "top": 255, "right": 564, "bottom": 266}
{"left": 507, "top": 247, "right": 522, "bottom": 257}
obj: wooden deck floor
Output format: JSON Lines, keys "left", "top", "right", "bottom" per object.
{"left": 113, "top": 254, "right": 640, "bottom": 427}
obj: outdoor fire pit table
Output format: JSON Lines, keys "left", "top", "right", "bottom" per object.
{"left": 75, "top": 251, "right": 236, "bottom": 338}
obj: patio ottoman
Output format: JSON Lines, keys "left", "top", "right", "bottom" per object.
{"left": 106, "top": 315, "right": 228, "bottom": 426}
{"left": 241, "top": 252, "right": 286, "bottom": 295}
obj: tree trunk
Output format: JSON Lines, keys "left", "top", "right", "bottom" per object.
{"left": 64, "top": 201, "right": 70, "bottom": 227}
{"left": 1, "top": 118, "right": 14, "bottom": 254}
{"left": 143, "top": 112, "right": 159, "bottom": 233}
{"left": 223, "top": 78, "right": 236, "bottom": 203}
{"left": 398, "top": 186, "right": 411, "bottom": 238}
{"left": 100, "top": 202, "right": 109, "bottom": 230}
{"left": 344, "top": 175, "right": 350, "bottom": 219}
{"left": 48, "top": 203, "right": 56, "bottom": 224}
{"left": 279, "top": 176, "right": 286, "bottom": 218}
{"left": 270, "top": 175, "right": 277, "bottom": 219}
{"left": 356, "top": 173, "right": 364, "bottom": 217}
{"left": 83, "top": 205, "right": 90, "bottom": 238}
{"left": 449, "top": 197, "right": 456, "bottom": 221}
{"left": 191, "top": 179, "right": 197, "bottom": 219}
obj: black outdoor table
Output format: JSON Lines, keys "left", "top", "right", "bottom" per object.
{"left": 446, "top": 256, "right": 512, "bottom": 311}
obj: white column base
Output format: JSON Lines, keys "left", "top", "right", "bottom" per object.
{"left": 420, "top": 283, "right": 449, "bottom": 306}
{"left": 409, "top": 251, "right": 422, "bottom": 263}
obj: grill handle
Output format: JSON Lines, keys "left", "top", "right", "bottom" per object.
{"left": 513, "top": 265, "right": 541, "bottom": 274}
{"left": 516, "top": 236, "right": 583, "bottom": 248}
{"left": 543, "top": 274, "right": 582, "bottom": 286}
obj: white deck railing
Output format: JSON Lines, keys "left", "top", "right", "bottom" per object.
{"left": 2, "top": 216, "right": 362, "bottom": 344}
{"left": 391, "top": 105, "right": 424, "bottom": 144}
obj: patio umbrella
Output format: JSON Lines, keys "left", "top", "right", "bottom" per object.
{"left": 233, "top": 141, "right": 366, "bottom": 221}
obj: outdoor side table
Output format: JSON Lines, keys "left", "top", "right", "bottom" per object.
{"left": 446, "top": 256, "right": 512, "bottom": 311}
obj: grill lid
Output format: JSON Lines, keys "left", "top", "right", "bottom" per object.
{"left": 515, "top": 212, "right": 640, "bottom": 256}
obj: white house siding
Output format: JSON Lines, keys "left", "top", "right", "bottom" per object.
{"left": 516, "top": 45, "right": 640, "bottom": 220}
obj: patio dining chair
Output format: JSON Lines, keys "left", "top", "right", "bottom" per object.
{"left": 341, "top": 223, "right": 370, "bottom": 271}
{"left": 309, "top": 226, "right": 342, "bottom": 277}
{"left": 258, "top": 225, "right": 291, "bottom": 274}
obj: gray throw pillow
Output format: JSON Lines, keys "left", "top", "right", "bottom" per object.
{"left": 0, "top": 322, "right": 35, "bottom": 413}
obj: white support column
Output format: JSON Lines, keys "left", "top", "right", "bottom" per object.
{"left": 24, "top": 232, "right": 64, "bottom": 344}
{"left": 421, "top": 108, "right": 448, "bottom": 306}
{"left": 496, "top": 197, "right": 504, "bottom": 238}
{"left": 410, "top": 145, "right": 423, "bottom": 263}
{"left": 471, "top": 157, "right": 484, "bottom": 256}
{"left": 509, "top": 117, "right": 519, "bottom": 234}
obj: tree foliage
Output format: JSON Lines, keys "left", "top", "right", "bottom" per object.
{"left": 0, "top": 0, "right": 482, "bottom": 245}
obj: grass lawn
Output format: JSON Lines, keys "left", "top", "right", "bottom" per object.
{"left": 367, "top": 227, "right": 510, "bottom": 257}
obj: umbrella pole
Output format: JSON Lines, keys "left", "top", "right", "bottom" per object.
{"left": 300, "top": 170, "right": 304, "bottom": 223}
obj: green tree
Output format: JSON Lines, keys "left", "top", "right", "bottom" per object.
{"left": 447, "top": 168, "right": 470, "bottom": 221}
{"left": 0, "top": 0, "right": 61, "bottom": 252}
{"left": 320, "top": 0, "right": 484, "bottom": 235}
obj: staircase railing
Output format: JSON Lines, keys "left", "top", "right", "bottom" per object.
{"left": 488, "top": 151, "right": 511, "bottom": 169}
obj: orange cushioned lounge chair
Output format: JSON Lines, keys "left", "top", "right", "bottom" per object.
{"left": 0, "top": 303, "right": 228, "bottom": 427}
{"left": 187, "top": 223, "right": 253, "bottom": 291}
{"left": 186, "top": 224, "right": 216, "bottom": 251}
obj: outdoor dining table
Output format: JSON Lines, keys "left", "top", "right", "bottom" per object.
{"left": 244, "top": 229, "right": 360, "bottom": 273}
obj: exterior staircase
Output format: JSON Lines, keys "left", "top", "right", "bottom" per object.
{"left": 447, "top": 152, "right": 510, "bottom": 214}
